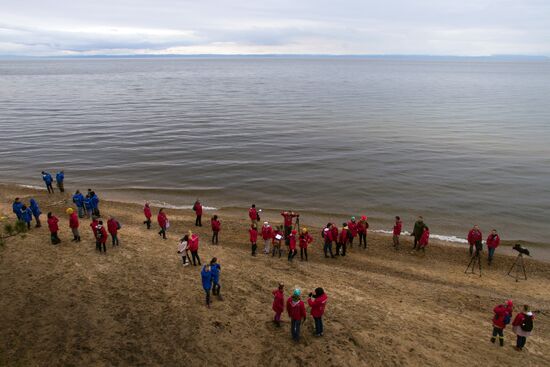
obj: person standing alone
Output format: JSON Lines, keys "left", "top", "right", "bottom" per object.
{"left": 193, "top": 199, "right": 203, "bottom": 227}
{"left": 393, "top": 216, "right": 402, "bottom": 250}
{"left": 211, "top": 215, "right": 221, "bottom": 244}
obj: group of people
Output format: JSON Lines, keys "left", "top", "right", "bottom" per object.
{"left": 468, "top": 225, "right": 502, "bottom": 264}
{"left": 41, "top": 170, "right": 64, "bottom": 194}
{"left": 490, "top": 300, "right": 535, "bottom": 351}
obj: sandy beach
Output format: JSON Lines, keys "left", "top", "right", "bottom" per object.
{"left": 1, "top": 184, "right": 549, "bottom": 366}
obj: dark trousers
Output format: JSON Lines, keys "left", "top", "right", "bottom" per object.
{"left": 314, "top": 317, "right": 323, "bottom": 335}
{"left": 212, "top": 282, "right": 221, "bottom": 296}
{"left": 46, "top": 183, "right": 54, "bottom": 194}
{"left": 300, "top": 247, "right": 308, "bottom": 261}
{"left": 159, "top": 226, "right": 166, "bottom": 239}
{"left": 516, "top": 335, "right": 527, "bottom": 349}
{"left": 251, "top": 243, "right": 257, "bottom": 256}
{"left": 291, "top": 319, "right": 302, "bottom": 341}
{"left": 324, "top": 242, "right": 334, "bottom": 258}
{"left": 26, "top": 221, "right": 31, "bottom": 229}
{"left": 393, "top": 235, "right": 400, "bottom": 249}
{"left": 191, "top": 251, "right": 201, "bottom": 265}
{"left": 212, "top": 231, "right": 219, "bottom": 244}
{"left": 34, "top": 215, "right": 41, "bottom": 227}
{"left": 195, "top": 215, "right": 202, "bottom": 226}
{"left": 341, "top": 243, "right": 347, "bottom": 256}
{"left": 111, "top": 234, "right": 119, "bottom": 246}
{"left": 57, "top": 182, "right": 64, "bottom": 192}
{"left": 272, "top": 244, "right": 282, "bottom": 258}
{"left": 288, "top": 249, "right": 296, "bottom": 261}
{"left": 204, "top": 289, "right": 211, "bottom": 305}
{"left": 492, "top": 327, "right": 504, "bottom": 345}
{"left": 181, "top": 254, "right": 190, "bottom": 265}
{"left": 359, "top": 232, "right": 366, "bottom": 247}
{"left": 413, "top": 236, "right": 420, "bottom": 249}
{"left": 488, "top": 247, "right": 495, "bottom": 263}
{"left": 144, "top": 218, "right": 151, "bottom": 229}
{"left": 96, "top": 241, "right": 106, "bottom": 252}
{"left": 50, "top": 232, "right": 60, "bottom": 244}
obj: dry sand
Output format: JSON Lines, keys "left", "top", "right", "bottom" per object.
{"left": 1, "top": 184, "right": 549, "bottom": 366}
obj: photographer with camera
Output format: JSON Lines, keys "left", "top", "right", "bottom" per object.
{"left": 467, "top": 225, "right": 483, "bottom": 256}
{"left": 307, "top": 288, "right": 328, "bottom": 337}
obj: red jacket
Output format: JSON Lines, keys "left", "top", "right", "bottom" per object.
{"left": 272, "top": 230, "right": 282, "bottom": 244}
{"left": 419, "top": 230, "right": 430, "bottom": 247}
{"left": 144, "top": 205, "right": 152, "bottom": 219}
{"left": 272, "top": 289, "right": 285, "bottom": 313}
{"left": 90, "top": 220, "right": 99, "bottom": 238}
{"left": 194, "top": 202, "right": 203, "bottom": 216}
{"left": 322, "top": 228, "right": 333, "bottom": 243}
{"left": 69, "top": 213, "right": 79, "bottom": 229}
{"left": 97, "top": 226, "right": 108, "bottom": 244}
{"left": 486, "top": 234, "right": 500, "bottom": 249}
{"left": 107, "top": 218, "right": 118, "bottom": 235}
{"left": 493, "top": 304, "right": 512, "bottom": 329}
{"left": 331, "top": 226, "right": 338, "bottom": 242}
{"left": 308, "top": 293, "right": 328, "bottom": 318}
{"left": 249, "top": 228, "right": 258, "bottom": 243}
{"left": 47, "top": 216, "right": 59, "bottom": 233}
{"left": 468, "top": 229, "right": 482, "bottom": 245}
{"left": 299, "top": 233, "right": 313, "bottom": 248}
{"left": 261, "top": 225, "right": 273, "bottom": 240}
{"left": 188, "top": 234, "right": 199, "bottom": 252}
{"left": 157, "top": 212, "right": 167, "bottom": 228}
{"left": 393, "top": 221, "right": 402, "bottom": 236}
{"left": 338, "top": 229, "right": 349, "bottom": 245}
{"left": 289, "top": 234, "right": 297, "bottom": 250}
{"left": 357, "top": 221, "right": 368, "bottom": 234}
{"left": 281, "top": 212, "right": 297, "bottom": 227}
{"left": 211, "top": 218, "right": 221, "bottom": 232}
{"left": 286, "top": 297, "right": 306, "bottom": 321}
{"left": 249, "top": 208, "right": 257, "bottom": 221}
{"left": 347, "top": 221, "right": 358, "bottom": 237}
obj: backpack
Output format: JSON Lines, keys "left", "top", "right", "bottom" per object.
{"left": 504, "top": 313, "right": 511, "bottom": 325}
{"left": 96, "top": 228, "right": 103, "bottom": 240}
{"left": 116, "top": 221, "right": 122, "bottom": 230}
{"left": 520, "top": 315, "right": 533, "bottom": 332}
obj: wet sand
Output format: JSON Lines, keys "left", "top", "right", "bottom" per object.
{"left": 1, "top": 184, "right": 549, "bottom": 366}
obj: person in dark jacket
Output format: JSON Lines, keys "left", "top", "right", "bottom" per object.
{"left": 411, "top": 216, "right": 426, "bottom": 249}
{"left": 201, "top": 264, "right": 212, "bottom": 308}
{"left": 20, "top": 205, "right": 33, "bottom": 229}
{"left": 210, "top": 258, "right": 222, "bottom": 300}
{"left": 286, "top": 289, "right": 307, "bottom": 342}
{"left": 55, "top": 171, "right": 65, "bottom": 192}
{"left": 42, "top": 171, "right": 54, "bottom": 193}
{"left": 29, "top": 198, "right": 42, "bottom": 227}
{"left": 72, "top": 190, "right": 85, "bottom": 218}
{"left": 12, "top": 198, "right": 23, "bottom": 221}
{"left": 47, "top": 212, "right": 61, "bottom": 244}
{"left": 308, "top": 288, "right": 328, "bottom": 337}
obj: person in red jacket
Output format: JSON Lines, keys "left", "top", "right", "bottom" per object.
{"left": 322, "top": 224, "right": 335, "bottom": 258}
{"left": 512, "top": 305, "right": 535, "bottom": 351}
{"left": 486, "top": 229, "right": 500, "bottom": 265}
{"left": 308, "top": 288, "right": 328, "bottom": 337}
{"left": 347, "top": 217, "right": 358, "bottom": 247}
{"left": 417, "top": 226, "right": 430, "bottom": 252}
{"left": 357, "top": 215, "right": 368, "bottom": 248}
{"left": 107, "top": 216, "right": 120, "bottom": 247}
{"left": 188, "top": 230, "right": 201, "bottom": 266}
{"left": 157, "top": 208, "right": 168, "bottom": 240}
{"left": 299, "top": 228, "right": 313, "bottom": 261}
{"left": 90, "top": 217, "right": 99, "bottom": 243}
{"left": 249, "top": 204, "right": 258, "bottom": 225}
{"left": 96, "top": 220, "right": 108, "bottom": 253}
{"left": 281, "top": 211, "right": 299, "bottom": 238}
{"left": 491, "top": 300, "right": 513, "bottom": 346}
{"left": 193, "top": 199, "right": 203, "bottom": 227}
{"left": 286, "top": 288, "right": 307, "bottom": 342}
{"left": 261, "top": 221, "right": 273, "bottom": 254}
{"left": 337, "top": 223, "right": 349, "bottom": 256}
{"left": 287, "top": 229, "right": 298, "bottom": 261}
{"left": 211, "top": 215, "right": 221, "bottom": 244}
{"left": 393, "top": 216, "right": 402, "bottom": 250}
{"left": 272, "top": 225, "right": 283, "bottom": 258}
{"left": 249, "top": 224, "right": 258, "bottom": 256}
{"left": 272, "top": 282, "right": 285, "bottom": 327}
{"left": 467, "top": 225, "right": 483, "bottom": 256}
{"left": 67, "top": 208, "right": 80, "bottom": 242}
{"left": 143, "top": 202, "right": 152, "bottom": 229}
{"left": 47, "top": 212, "right": 61, "bottom": 245}
{"left": 330, "top": 223, "right": 338, "bottom": 249}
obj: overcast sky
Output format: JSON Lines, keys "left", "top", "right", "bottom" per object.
{"left": 1, "top": 0, "right": 549, "bottom": 56}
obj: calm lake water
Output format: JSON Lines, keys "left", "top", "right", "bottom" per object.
{"left": 1, "top": 57, "right": 549, "bottom": 244}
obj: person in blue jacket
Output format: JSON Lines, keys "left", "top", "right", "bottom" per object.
{"left": 84, "top": 195, "right": 93, "bottom": 218}
{"left": 42, "top": 171, "right": 54, "bottom": 193}
{"left": 89, "top": 190, "right": 100, "bottom": 217}
{"left": 201, "top": 264, "right": 213, "bottom": 308}
{"left": 29, "top": 198, "right": 42, "bottom": 227}
{"left": 72, "top": 190, "right": 85, "bottom": 218}
{"left": 56, "top": 171, "right": 65, "bottom": 193}
{"left": 20, "top": 205, "right": 33, "bottom": 229}
{"left": 210, "top": 258, "right": 222, "bottom": 300}
{"left": 12, "top": 198, "right": 23, "bottom": 220}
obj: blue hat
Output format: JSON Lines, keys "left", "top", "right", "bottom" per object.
{"left": 293, "top": 289, "right": 301, "bottom": 296}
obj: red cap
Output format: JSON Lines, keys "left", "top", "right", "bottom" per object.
{"left": 361, "top": 215, "right": 367, "bottom": 221}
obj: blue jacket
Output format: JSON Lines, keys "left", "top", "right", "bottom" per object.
{"left": 84, "top": 197, "right": 93, "bottom": 210}
{"left": 42, "top": 173, "right": 53, "bottom": 185}
{"left": 56, "top": 172, "right": 64, "bottom": 183}
{"left": 201, "top": 267, "right": 212, "bottom": 290}
{"left": 72, "top": 193, "right": 84, "bottom": 208}
{"left": 21, "top": 208, "right": 33, "bottom": 223}
{"left": 91, "top": 195, "right": 99, "bottom": 209}
{"left": 211, "top": 263, "right": 221, "bottom": 284}
{"left": 29, "top": 199, "right": 41, "bottom": 217}
{"left": 12, "top": 202, "right": 23, "bottom": 219}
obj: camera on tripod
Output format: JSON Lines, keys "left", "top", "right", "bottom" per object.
{"left": 513, "top": 244, "right": 530, "bottom": 256}
{"left": 508, "top": 244, "right": 530, "bottom": 282}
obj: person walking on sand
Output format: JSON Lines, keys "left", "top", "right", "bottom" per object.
{"left": 12, "top": 198, "right": 23, "bottom": 221}
{"left": 201, "top": 264, "right": 212, "bottom": 308}
{"left": 96, "top": 221, "right": 108, "bottom": 253}
{"left": 467, "top": 225, "right": 483, "bottom": 256}
{"left": 357, "top": 215, "right": 368, "bottom": 248}
{"left": 512, "top": 305, "right": 535, "bottom": 351}
{"left": 272, "top": 225, "right": 283, "bottom": 258}
{"left": 249, "top": 204, "right": 258, "bottom": 225}
{"left": 55, "top": 171, "right": 65, "bottom": 193}
{"left": 211, "top": 215, "right": 221, "bottom": 244}
{"left": 107, "top": 216, "right": 120, "bottom": 247}
{"left": 47, "top": 212, "right": 61, "bottom": 244}
{"left": 210, "top": 258, "right": 222, "bottom": 300}
{"left": 486, "top": 229, "right": 500, "bottom": 265}
{"left": 157, "top": 208, "right": 168, "bottom": 240}
{"left": 29, "top": 198, "right": 42, "bottom": 227}
{"left": 21, "top": 205, "right": 33, "bottom": 230}
{"left": 193, "top": 199, "right": 203, "bottom": 227}
{"left": 143, "top": 202, "right": 152, "bottom": 229}
{"left": 299, "top": 228, "right": 313, "bottom": 261}
{"left": 287, "top": 288, "right": 307, "bottom": 342}
{"left": 347, "top": 217, "right": 358, "bottom": 248}
{"left": 337, "top": 223, "right": 349, "bottom": 256}
{"left": 72, "top": 190, "right": 85, "bottom": 218}
{"left": 288, "top": 229, "right": 298, "bottom": 262}
{"left": 188, "top": 230, "right": 201, "bottom": 266}
{"left": 249, "top": 224, "right": 258, "bottom": 256}
{"left": 411, "top": 216, "right": 426, "bottom": 250}
{"left": 67, "top": 208, "right": 81, "bottom": 242}
{"left": 322, "top": 224, "right": 335, "bottom": 258}
{"left": 262, "top": 222, "right": 273, "bottom": 254}
{"left": 393, "top": 216, "right": 402, "bottom": 250}
{"left": 272, "top": 283, "right": 285, "bottom": 327}
{"left": 308, "top": 288, "right": 328, "bottom": 337}
{"left": 491, "top": 300, "right": 513, "bottom": 347}
{"left": 42, "top": 171, "right": 54, "bottom": 193}
{"left": 416, "top": 226, "right": 430, "bottom": 253}
{"left": 177, "top": 235, "right": 191, "bottom": 266}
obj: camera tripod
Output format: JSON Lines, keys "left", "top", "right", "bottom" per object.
{"left": 507, "top": 253, "right": 527, "bottom": 282}
{"left": 465, "top": 251, "right": 482, "bottom": 277}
